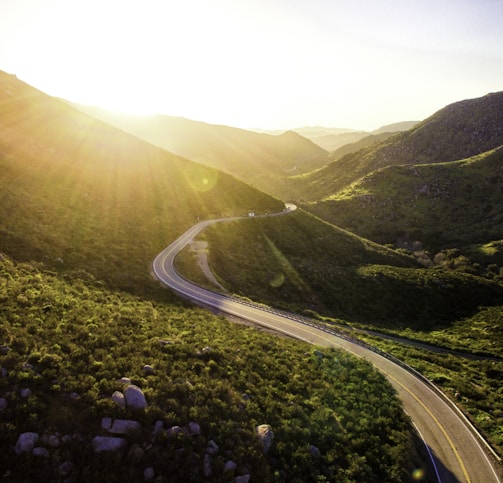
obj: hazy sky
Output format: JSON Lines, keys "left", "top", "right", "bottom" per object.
{"left": 1, "top": 0, "right": 502, "bottom": 130}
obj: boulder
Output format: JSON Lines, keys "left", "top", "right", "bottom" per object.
{"left": 0, "top": 398, "right": 7, "bottom": 411}
{"left": 187, "top": 421, "right": 201, "bottom": 436}
{"left": 0, "top": 367, "right": 7, "bottom": 377}
{"left": 108, "top": 419, "right": 141, "bottom": 435}
{"left": 256, "top": 424, "right": 274, "bottom": 453}
{"left": 235, "top": 475, "right": 251, "bottom": 483}
{"left": 224, "top": 460, "right": 237, "bottom": 473}
{"left": 15, "top": 432, "right": 39, "bottom": 454}
{"left": 92, "top": 436, "right": 127, "bottom": 453}
{"left": 20, "top": 388, "right": 32, "bottom": 398}
{"left": 128, "top": 444, "right": 145, "bottom": 464}
{"left": 118, "top": 377, "right": 132, "bottom": 384}
{"left": 310, "top": 445, "right": 321, "bottom": 458}
{"left": 112, "top": 391, "right": 126, "bottom": 408}
{"left": 124, "top": 385, "right": 147, "bottom": 410}
{"left": 101, "top": 417, "right": 113, "bottom": 430}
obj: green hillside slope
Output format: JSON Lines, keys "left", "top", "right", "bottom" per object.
{"left": 73, "top": 106, "right": 329, "bottom": 197}
{"left": 0, "top": 70, "right": 283, "bottom": 293}
{"left": 308, "top": 147, "right": 503, "bottom": 252}
{"left": 290, "top": 91, "right": 503, "bottom": 202}
{"left": 0, "top": 71, "right": 422, "bottom": 481}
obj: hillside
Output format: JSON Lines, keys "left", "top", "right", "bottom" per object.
{"left": 72, "top": 105, "right": 329, "bottom": 197}
{"left": 289, "top": 91, "right": 503, "bottom": 201}
{"left": 0, "top": 70, "right": 283, "bottom": 293}
{"left": 328, "top": 131, "right": 401, "bottom": 161}
{"left": 0, "top": 71, "right": 422, "bottom": 480}
{"left": 307, "top": 147, "right": 503, "bottom": 253}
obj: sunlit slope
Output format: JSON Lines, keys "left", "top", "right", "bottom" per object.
{"left": 308, "top": 147, "right": 503, "bottom": 250}
{"left": 73, "top": 105, "right": 329, "bottom": 197}
{"left": 0, "top": 71, "right": 283, "bottom": 291}
{"left": 199, "top": 209, "right": 503, "bottom": 330}
{"left": 290, "top": 91, "right": 503, "bottom": 202}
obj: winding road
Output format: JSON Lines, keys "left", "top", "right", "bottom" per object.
{"left": 153, "top": 205, "right": 502, "bottom": 483}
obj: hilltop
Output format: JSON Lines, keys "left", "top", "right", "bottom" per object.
{"left": 289, "top": 91, "right": 503, "bottom": 201}
{"left": 72, "top": 105, "right": 329, "bottom": 197}
{"left": 0, "top": 70, "right": 283, "bottom": 293}
{"left": 308, "top": 147, "right": 503, "bottom": 253}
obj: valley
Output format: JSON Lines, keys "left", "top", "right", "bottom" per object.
{"left": 1, "top": 69, "right": 503, "bottom": 481}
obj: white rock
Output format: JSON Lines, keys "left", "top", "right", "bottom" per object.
{"left": 108, "top": 419, "right": 141, "bottom": 435}
{"left": 15, "top": 432, "right": 39, "bottom": 454}
{"left": 256, "top": 424, "right": 274, "bottom": 453}
{"left": 118, "top": 377, "right": 131, "bottom": 384}
{"left": 112, "top": 391, "right": 126, "bottom": 408}
{"left": 124, "top": 385, "right": 147, "bottom": 410}
{"left": 92, "top": 436, "right": 127, "bottom": 453}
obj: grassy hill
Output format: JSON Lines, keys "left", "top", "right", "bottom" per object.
{"left": 0, "top": 71, "right": 421, "bottom": 480}
{"left": 307, "top": 147, "right": 503, "bottom": 253}
{"left": 72, "top": 105, "right": 329, "bottom": 197}
{"left": 0, "top": 70, "right": 283, "bottom": 293}
{"left": 289, "top": 91, "right": 503, "bottom": 202}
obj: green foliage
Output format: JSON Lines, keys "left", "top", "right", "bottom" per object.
{"left": 199, "top": 210, "right": 503, "bottom": 330}
{"left": 0, "top": 255, "right": 415, "bottom": 481}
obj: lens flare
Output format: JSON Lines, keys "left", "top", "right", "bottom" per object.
{"left": 411, "top": 468, "right": 425, "bottom": 480}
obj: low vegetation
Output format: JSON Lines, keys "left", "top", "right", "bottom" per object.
{"left": 184, "top": 209, "right": 503, "bottom": 453}
{"left": 0, "top": 254, "right": 417, "bottom": 481}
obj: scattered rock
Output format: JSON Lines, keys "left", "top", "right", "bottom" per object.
{"left": 108, "top": 419, "right": 141, "bottom": 435}
{"left": 144, "top": 466, "right": 155, "bottom": 481}
{"left": 101, "top": 417, "right": 113, "bottom": 430}
{"left": 202, "top": 346, "right": 212, "bottom": 353}
{"left": 310, "top": 445, "right": 321, "bottom": 458}
{"left": 0, "top": 345, "right": 10, "bottom": 355}
{"left": 224, "top": 460, "right": 237, "bottom": 473}
{"left": 187, "top": 421, "right": 201, "bottom": 436}
{"left": 59, "top": 461, "right": 75, "bottom": 477}
{"left": 235, "top": 475, "right": 251, "bottom": 483}
{"left": 206, "top": 439, "right": 219, "bottom": 455}
{"left": 0, "top": 367, "right": 7, "bottom": 377}
{"left": 20, "top": 388, "right": 32, "bottom": 398}
{"left": 32, "top": 447, "right": 49, "bottom": 457}
{"left": 92, "top": 436, "right": 127, "bottom": 453}
{"left": 256, "top": 424, "right": 274, "bottom": 453}
{"left": 0, "top": 398, "right": 7, "bottom": 411}
{"left": 15, "top": 432, "right": 39, "bottom": 454}
{"left": 47, "top": 434, "right": 60, "bottom": 448}
{"left": 124, "top": 385, "right": 147, "bottom": 410}
{"left": 118, "top": 377, "right": 131, "bottom": 385}
{"left": 142, "top": 365, "right": 154, "bottom": 375}
{"left": 112, "top": 391, "right": 126, "bottom": 408}
{"left": 153, "top": 420, "right": 164, "bottom": 436}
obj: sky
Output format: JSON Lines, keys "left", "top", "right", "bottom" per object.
{"left": 1, "top": 0, "right": 502, "bottom": 130}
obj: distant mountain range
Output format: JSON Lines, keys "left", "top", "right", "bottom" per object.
{"left": 71, "top": 105, "right": 330, "bottom": 196}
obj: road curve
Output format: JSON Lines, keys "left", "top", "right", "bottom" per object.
{"left": 152, "top": 206, "right": 502, "bottom": 483}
